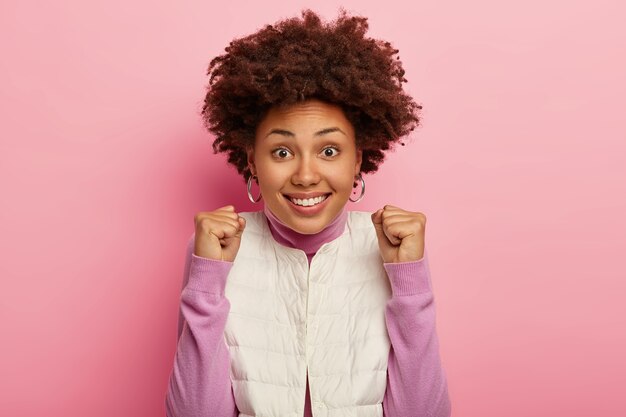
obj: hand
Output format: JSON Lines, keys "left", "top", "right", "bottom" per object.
{"left": 371, "top": 205, "right": 426, "bottom": 263}
{"left": 193, "top": 205, "right": 246, "bottom": 262}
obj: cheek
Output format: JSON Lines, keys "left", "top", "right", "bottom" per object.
{"left": 258, "top": 165, "right": 289, "bottom": 189}
{"left": 327, "top": 165, "right": 357, "bottom": 190}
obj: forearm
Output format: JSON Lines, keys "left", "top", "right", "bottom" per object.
{"left": 382, "top": 251, "right": 451, "bottom": 417}
{"left": 165, "top": 246, "right": 238, "bottom": 417}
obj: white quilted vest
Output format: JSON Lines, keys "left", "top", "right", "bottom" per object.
{"left": 223, "top": 210, "right": 392, "bottom": 417}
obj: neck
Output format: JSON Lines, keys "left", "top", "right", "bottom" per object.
{"left": 262, "top": 204, "right": 348, "bottom": 264}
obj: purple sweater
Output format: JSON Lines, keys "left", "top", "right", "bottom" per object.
{"left": 166, "top": 207, "right": 451, "bottom": 417}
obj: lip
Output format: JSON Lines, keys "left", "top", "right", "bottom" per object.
{"left": 283, "top": 192, "right": 331, "bottom": 199}
{"left": 283, "top": 193, "right": 332, "bottom": 216}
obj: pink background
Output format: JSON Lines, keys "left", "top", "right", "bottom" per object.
{"left": 1, "top": 0, "right": 625, "bottom": 416}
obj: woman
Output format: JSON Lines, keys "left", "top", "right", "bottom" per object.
{"left": 166, "top": 9, "right": 451, "bottom": 417}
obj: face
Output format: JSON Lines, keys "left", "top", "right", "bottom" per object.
{"left": 247, "top": 99, "right": 362, "bottom": 234}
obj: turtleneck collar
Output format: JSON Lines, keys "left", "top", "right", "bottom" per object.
{"left": 262, "top": 204, "right": 348, "bottom": 264}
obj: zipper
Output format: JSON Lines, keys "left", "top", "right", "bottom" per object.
{"left": 305, "top": 255, "right": 311, "bottom": 403}
{"left": 305, "top": 255, "right": 310, "bottom": 351}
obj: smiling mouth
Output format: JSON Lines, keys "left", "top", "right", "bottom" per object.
{"left": 283, "top": 193, "right": 331, "bottom": 207}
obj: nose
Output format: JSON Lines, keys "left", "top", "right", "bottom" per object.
{"left": 291, "top": 155, "right": 321, "bottom": 186}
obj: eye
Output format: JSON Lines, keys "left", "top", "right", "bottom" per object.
{"left": 321, "top": 146, "right": 340, "bottom": 158}
{"left": 271, "top": 147, "right": 292, "bottom": 159}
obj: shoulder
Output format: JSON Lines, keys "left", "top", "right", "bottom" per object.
{"left": 342, "top": 210, "right": 380, "bottom": 258}
{"left": 347, "top": 210, "right": 375, "bottom": 231}
{"left": 237, "top": 211, "right": 263, "bottom": 219}
{"left": 346, "top": 210, "right": 377, "bottom": 247}
{"left": 238, "top": 211, "right": 266, "bottom": 235}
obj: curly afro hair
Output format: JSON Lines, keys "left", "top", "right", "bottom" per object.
{"left": 201, "top": 8, "right": 422, "bottom": 184}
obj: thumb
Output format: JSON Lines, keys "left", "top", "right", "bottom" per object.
{"left": 221, "top": 217, "right": 246, "bottom": 262}
{"left": 371, "top": 209, "right": 386, "bottom": 241}
{"left": 233, "top": 216, "right": 246, "bottom": 238}
{"left": 371, "top": 208, "right": 382, "bottom": 225}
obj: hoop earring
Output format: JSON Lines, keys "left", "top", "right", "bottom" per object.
{"left": 349, "top": 173, "right": 365, "bottom": 203}
{"left": 247, "top": 175, "right": 262, "bottom": 203}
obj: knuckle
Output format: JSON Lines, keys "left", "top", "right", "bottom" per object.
{"left": 198, "top": 218, "right": 213, "bottom": 232}
{"left": 410, "top": 212, "right": 426, "bottom": 225}
{"left": 217, "top": 208, "right": 238, "bottom": 219}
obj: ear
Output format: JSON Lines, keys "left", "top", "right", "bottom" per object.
{"left": 354, "top": 148, "right": 363, "bottom": 176}
{"left": 246, "top": 146, "right": 256, "bottom": 176}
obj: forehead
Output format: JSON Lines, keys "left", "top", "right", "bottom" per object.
{"left": 258, "top": 99, "right": 354, "bottom": 132}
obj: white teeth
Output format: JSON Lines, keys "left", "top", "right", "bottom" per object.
{"left": 289, "top": 194, "right": 328, "bottom": 207}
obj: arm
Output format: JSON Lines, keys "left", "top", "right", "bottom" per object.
{"left": 165, "top": 235, "right": 238, "bottom": 417}
{"left": 382, "top": 248, "right": 452, "bottom": 417}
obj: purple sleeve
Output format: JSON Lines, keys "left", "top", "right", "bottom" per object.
{"left": 382, "top": 249, "right": 452, "bottom": 417}
{"left": 165, "top": 235, "right": 238, "bottom": 417}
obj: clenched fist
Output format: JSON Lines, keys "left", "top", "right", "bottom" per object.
{"left": 371, "top": 205, "right": 426, "bottom": 263}
{"left": 194, "top": 205, "right": 246, "bottom": 262}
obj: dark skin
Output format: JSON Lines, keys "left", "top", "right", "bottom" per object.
{"left": 194, "top": 100, "right": 426, "bottom": 263}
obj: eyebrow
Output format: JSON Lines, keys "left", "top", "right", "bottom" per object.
{"left": 264, "top": 127, "right": 346, "bottom": 138}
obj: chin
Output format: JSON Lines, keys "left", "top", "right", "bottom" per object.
{"left": 288, "top": 219, "right": 327, "bottom": 235}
